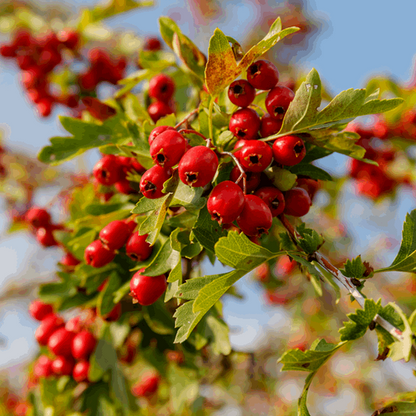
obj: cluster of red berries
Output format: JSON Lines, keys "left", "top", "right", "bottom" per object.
{"left": 93, "top": 153, "right": 145, "bottom": 197}
{"left": 24, "top": 206, "right": 61, "bottom": 248}
{"left": 2, "top": 391, "right": 29, "bottom": 416}
{"left": 147, "top": 74, "right": 176, "bottom": 122}
{"left": 0, "top": 144, "right": 7, "bottom": 179}
{"left": 30, "top": 300, "right": 97, "bottom": 383}
{"left": 0, "top": 29, "right": 80, "bottom": 117}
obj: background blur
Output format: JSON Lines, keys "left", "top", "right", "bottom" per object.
{"left": 1, "top": 0, "right": 416, "bottom": 414}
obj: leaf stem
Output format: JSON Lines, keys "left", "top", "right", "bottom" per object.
{"left": 175, "top": 109, "right": 199, "bottom": 129}
{"left": 208, "top": 95, "right": 215, "bottom": 144}
{"left": 221, "top": 151, "right": 246, "bottom": 194}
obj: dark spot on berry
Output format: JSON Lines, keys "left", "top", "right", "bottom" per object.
{"left": 294, "top": 142, "right": 304, "bottom": 155}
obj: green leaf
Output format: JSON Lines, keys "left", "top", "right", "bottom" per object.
{"left": 371, "top": 402, "right": 416, "bottom": 415}
{"left": 289, "top": 254, "right": 323, "bottom": 297}
{"left": 159, "top": 16, "right": 182, "bottom": 49}
{"left": 376, "top": 210, "right": 416, "bottom": 273}
{"left": 97, "top": 272, "right": 121, "bottom": 316}
{"left": 168, "top": 365, "right": 199, "bottom": 414}
{"left": 265, "top": 166, "right": 297, "bottom": 191}
{"left": 170, "top": 181, "right": 206, "bottom": 211}
{"left": 295, "top": 224, "right": 324, "bottom": 254}
{"left": 142, "top": 297, "right": 175, "bottom": 335}
{"left": 298, "top": 372, "right": 314, "bottom": 416}
{"left": 387, "top": 303, "right": 413, "bottom": 362}
{"left": 290, "top": 163, "right": 333, "bottom": 181}
{"left": 144, "top": 239, "right": 181, "bottom": 276}
{"left": 205, "top": 315, "right": 231, "bottom": 355}
{"left": 341, "top": 255, "right": 372, "bottom": 279}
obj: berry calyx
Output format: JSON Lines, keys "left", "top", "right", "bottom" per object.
{"left": 140, "top": 165, "right": 172, "bottom": 199}
{"left": 229, "top": 108, "right": 261, "bottom": 140}
{"left": 93, "top": 155, "right": 122, "bottom": 186}
{"left": 84, "top": 240, "right": 116, "bottom": 268}
{"left": 272, "top": 135, "right": 306, "bottom": 166}
{"left": 265, "top": 86, "right": 295, "bottom": 120}
{"left": 207, "top": 181, "right": 245, "bottom": 225}
{"left": 283, "top": 187, "right": 312, "bottom": 217}
{"left": 25, "top": 207, "right": 51, "bottom": 228}
{"left": 130, "top": 268, "right": 167, "bottom": 306}
{"left": 47, "top": 327, "right": 75, "bottom": 357}
{"left": 73, "top": 361, "right": 90, "bottom": 383}
{"left": 238, "top": 140, "right": 273, "bottom": 172}
{"left": 254, "top": 186, "right": 285, "bottom": 217}
{"left": 148, "top": 125, "right": 175, "bottom": 145}
{"left": 126, "top": 232, "right": 153, "bottom": 261}
{"left": 178, "top": 146, "right": 218, "bottom": 187}
{"left": 247, "top": 60, "right": 279, "bottom": 90}
{"left": 228, "top": 80, "right": 256, "bottom": 107}
{"left": 35, "top": 314, "right": 64, "bottom": 346}
{"left": 149, "top": 74, "right": 175, "bottom": 102}
{"left": 71, "top": 330, "right": 97, "bottom": 360}
{"left": 29, "top": 300, "right": 53, "bottom": 321}
{"left": 230, "top": 166, "right": 261, "bottom": 193}
{"left": 51, "top": 356, "right": 75, "bottom": 376}
{"left": 236, "top": 195, "right": 273, "bottom": 237}
{"left": 260, "top": 113, "right": 283, "bottom": 138}
{"left": 99, "top": 220, "right": 131, "bottom": 251}
{"left": 150, "top": 130, "right": 186, "bottom": 168}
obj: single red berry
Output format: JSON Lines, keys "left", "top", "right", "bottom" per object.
{"left": 228, "top": 80, "right": 256, "bottom": 107}
{"left": 60, "top": 252, "right": 81, "bottom": 268}
{"left": 21, "top": 68, "right": 42, "bottom": 89}
{"left": 36, "top": 227, "right": 58, "bottom": 247}
{"left": 239, "top": 140, "right": 273, "bottom": 172}
{"left": 38, "top": 48, "right": 62, "bottom": 73}
{"left": 99, "top": 220, "right": 131, "bottom": 251}
{"left": 144, "top": 37, "right": 162, "bottom": 51}
{"left": 51, "top": 356, "right": 75, "bottom": 376}
{"left": 130, "top": 268, "right": 167, "bottom": 306}
{"left": 27, "top": 88, "right": 48, "bottom": 104}
{"left": 93, "top": 155, "right": 122, "bottom": 186}
{"left": 33, "top": 355, "right": 53, "bottom": 379}
{"left": 178, "top": 146, "right": 218, "bottom": 187}
{"left": 230, "top": 165, "right": 261, "bottom": 193}
{"left": 260, "top": 113, "right": 282, "bottom": 137}
{"left": 71, "top": 330, "right": 97, "bottom": 360}
{"left": 29, "top": 300, "right": 53, "bottom": 321}
{"left": 247, "top": 60, "right": 279, "bottom": 90}
{"left": 103, "top": 303, "right": 122, "bottom": 321}
{"left": 82, "top": 97, "right": 117, "bottom": 121}
{"left": 272, "top": 135, "right": 306, "bottom": 166}
{"left": 229, "top": 108, "right": 261, "bottom": 140}
{"left": 58, "top": 29, "right": 79, "bottom": 50}
{"left": 25, "top": 207, "right": 51, "bottom": 228}
{"left": 150, "top": 130, "right": 186, "bottom": 168}
{"left": 37, "top": 98, "right": 54, "bottom": 118}
{"left": 84, "top": 240, "right": 116, "bottom": 268}
{"left": 65, "top": 316, "right": 83, "bottom": 333}
{"left": 132, "top": 372, "right": 160, "bottom": 397}
{"left": 254, "top": 186, "right": 285, "bottom": 217}
{"left": 149, "top": 74, "right": 175, "bottom": 102}
{"left": 148, "top": 125, "right": 175, "bottom": 145}
{"left": 17, "top": 54, "right": 35, "bottom": 70}
{"left": 60, "top": 94, "right": 79, "bottom": 108}
{"left": 73, "top": 361, "right": 90, "bottom": 383}
{"left": 140, "top": 165, "right": 172, "bottom": 199}
{"left": 296, "top": 177, "right": 320, "bottom": 200}
{"left": 78, "top": 70, "right": 98, "bottom": 91}
{"left": 48, "top": 327, "right": 75, "bottom": 357}
{"left": 35, "top": 314, "right": 65, "bottom": 346}
{"left": 124, "top": 219, "right": 137, "bottom": 233}
{"left": 37, "top": 31, "right": 60, "bottom": 50}
{"left": 126, "top": 232, "right": 153, "bottom": 261}
{"left": 207, "top": 181, "right": 245, "bottom": 225}
{"left": 0, "top": 44, "right": 16, "bottom": 58}
{"left": 13, "top": 30, "right": 32, "bottom": 48}
{"left": 275, "top": 255, "right": 297, "bottom": 276}
{"left": 166, "top": 350, "right": 185, "bottom": 364}
{"left": 284, "top": 187, "right": 312, "bottom": 217}
{"left": 148, "top": 101, "right": 174, "bottom": 123}
{"left": 233, "top": 139, "right": 249, "bottom": 160}
{"left": 237, "top": 195, "right": 273, "bottom": 237}
{"left": 265, "top": 86, "right": 295, "bottom": 120}
{"left": 115, "top": 179, "right": 135, "bottom": 195}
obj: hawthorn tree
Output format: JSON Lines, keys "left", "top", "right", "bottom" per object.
{"left": 1, "top": 1, "right": 416, "bottom": 415}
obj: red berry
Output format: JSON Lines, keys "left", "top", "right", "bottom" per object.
{"left": 37, "top": 98, "right": 54, "bottom": 118}
{"left": 260, "top": 113, "right": 282, "bottom": 138}
{"left": 239, "top": 140, "right": 273, "bottom": 172}
{"left": 38, "top": 48, "right": 62, "bottom": 73}
{"left": 130, "top": 268, "right": 167, "bottom": 306}
{"left": 17, "top": 54, "right": 35, "bottom": 70}
{"left": 26, "top": 207, "right": 51, "bottom": 228}
{"left": 207, "top": 181, "right": 245, "bottom": 225}
{"left": 58, "top": 29, "right": 79, "bottom": 50}
{"left": 84, "top": 240, "right": 116, "bottom": 268}
{"left": 99, "top": 220, "right": 131, "bottom": 251}
{"left": 36, "top": 227, "right": 58, "bottom": 247}
{"left": 284, "top": 187, "right": 311, "bottom": 217}
{"left": 230, "top": 166, "right": 261, "bottom": 193}
{"left": 82, "top": 97, "right": 116, "bottom": 121}
{"left": 265, "top": 86, "right": 295, "bottom": 120}
{"left": 65, "top": 316, "right": 83, "bottom": 333}
{"left": 60, "top": 94, "right": 79, "bottom": 108}
{"left": 247, "top": 60, "right": 279, "bottom": 90}
{"left": 229, "top": 108, "right": 261, "bottom": 140}
{"left": 48, "top": 327, "right": 75, "bottom": 357}
{"left": 276, "top": 255, "right": 297, "bottom": 276}
{"left": 60, "top": 252, "right": 81, "bottom": 268}
{"left": 93, "top": 155, "right": 122, "bottom": 186}
{"left": 236, "top": 195, "right": 273, "bottom": 237}
{"left": 254, "top": 186, "right": 285, "bottom": 217}
{"left": 115, "top": 179, "right": 135, "bottom": 195}
{"left": 29, "top": 300, "right": 53, "bottom": 321}
{"left": 124, "top": 219, "right": 137, "bottom": 233}
{"left": 37, "top": 31, "right": 60, "bottom": 50}
{"left": 35, "top": 314, "right": 65, "bottom": 346}
{"left": 140, "top": 165, "right": 172, "bottom": 199}
{"left": 126, "top": 232, "right": 153, "bottom": 261}
{"left": 272, "top": 135, "right": 306, "bottom": 166}
{"left": 103, "top": 303, "right": 122, "bottom": 321}
{"left": 0, "top": 44, "right": 16, "bottom": 58}
{"left": 51, "top": 356, "right": 75, "bottom": 376}
{"left": 73, "top": 361, "right": 90, "bottom": 383}
{"left": 228, "top": 80, "right": 256, "bottom": 107}
{"left": 149, "top": 74, "right": 175, "bottom": 102}
{"left": 132, "top": 371, "right": 160, "bottom": 397}
{"left": 79, "top": 70, "right": 98, "bottom": 91}
{"left": 33, "top": 355, "right": 53, "bottom": 378}
{"left": 296, "top": 177, "right": 319, "bottom": 200}
{"left": 21, "top": 68, "right": 41, "bottom": 89}
{"left": 150, "top": 130, "right": 186, "bottom": 168}
{"left": 148, "top": 101, "right": 174, "bottom": 123}
{"left": 148, "top": 125, "right": 175, "bottom": 145}
{"left": 144, "top": 37, "right": 162, "bottom": 51}
{"left": 71, "top": 330, "right": 96, "bottom": 360}
{"left": 178, "top": 146, "right": 218, "bottom": 187}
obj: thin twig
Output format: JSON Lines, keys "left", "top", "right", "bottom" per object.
{"left": 221, "top": 151, "right": 247, "bottom": 194}
{"left": 175, "top": 109, "right": 199, "bottom": 129}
